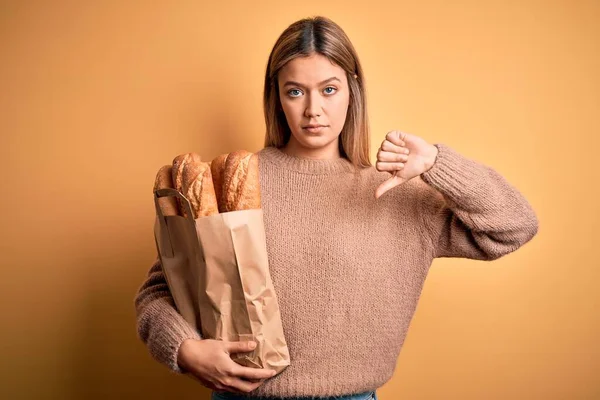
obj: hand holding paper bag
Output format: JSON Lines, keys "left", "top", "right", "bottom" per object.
{"left": 152, "top": 150, "right": 291, "bottom": 377}
{"left": 176, "top": 338, "right": 276, "bottom": 393}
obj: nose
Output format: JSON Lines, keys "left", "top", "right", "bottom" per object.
{"left": 304, "top": 91, "right": 323, "bottom": 117}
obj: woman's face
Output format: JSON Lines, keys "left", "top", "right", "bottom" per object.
{"left": 277, "top": 53, "right": 350, "bottom": 158}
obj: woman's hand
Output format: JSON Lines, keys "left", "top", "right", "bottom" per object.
{"left": 375, "top": 130, "right": 439, "bottom": 199}
{"left": 177, "top": 338, "right": 276, "bottom": 394}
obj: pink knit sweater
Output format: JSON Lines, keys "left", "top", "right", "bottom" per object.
{"left": 134, "top": 143, "right": 539, "bottom": 398}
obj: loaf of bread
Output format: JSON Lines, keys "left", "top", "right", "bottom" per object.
{"left": 211, "top": 150, "right": 261, "bottom": 212}
{"left": 153, "top": 165, "right": 180, "bottom": 216}
{"left": 171, "top": 152, "right": 219, "bottom": 219}
{"left": 172, "top": 153, "right": 200, "bottom": 216}
{"left": 210, "top": 153, "right": 229, "bottom": 213}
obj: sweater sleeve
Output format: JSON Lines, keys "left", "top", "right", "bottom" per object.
{"left": 133, "top": 255, "right": 202, "bottom": 373}
{"left": 418, "top": 143, "right": 539, "bottom": 260}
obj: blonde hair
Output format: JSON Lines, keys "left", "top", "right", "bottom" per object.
{"left": 263, "top": 16, "right": 372, "bottom": 169}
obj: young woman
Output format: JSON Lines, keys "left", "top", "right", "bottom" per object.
{"left": 134, "top": 16, "right": 539, "bottom": 400}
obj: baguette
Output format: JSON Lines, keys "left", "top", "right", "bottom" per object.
{"left": 182, "top": 160, "right": 219, "bottom": 218}
{"left": 210, "top": 153, "right": 229, "bottom": 213}
{"left": 171, "top": 152, "right": 202, "bottom": 218}
{"left": 153, "top": 165, "right": 180, "bottom": 216}
{"left": 220, "top": 150, "right": 261, "bottom": 212}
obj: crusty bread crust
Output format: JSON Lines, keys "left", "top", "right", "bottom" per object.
{"left": 210, "top": 153, "right": 229, "bottom": 213}
{"left": 223, "top": 150, "right": 249, "bottom": 212}
{"left": 171, "top": 150, "right": 260, "bottom": 216}
{"left": 220, "top": 150, "right": 261, "bottom": 212}
{"left": 237, "top": 153, "right": 261, "bottom": 210}
{"left": 186, "top": 162, "right": 219, "bottom": 218}
{"left": 172, "top": 153, "right": 201, "bottom": 218}
{"left": 199, "top": 164, "right": 219, "bottom": 217}
{"left": 172, "top": 153, "right": 194, "bottom": 193}
{"left": 153, "top": 164, "right": 180, "bottom": 216}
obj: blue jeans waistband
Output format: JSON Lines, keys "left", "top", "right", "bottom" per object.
{"left": 211, "top": 389, "right": 376, "bottom": 400}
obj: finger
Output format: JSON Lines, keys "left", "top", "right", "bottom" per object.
{"left": 376, "top": 161, "right": 405, "bottom": 171}
{"left": 381, "top": 140, "right": 408, "bottom": 154}
{"left": 221, "top": 376, "right": 261, "bottom": 394}
{"left": 231, "top": 364, "right": 277, "bottom": 380}
{"left": 377, "top": 150, "right": 409, "bottom": 162}
{"left": 223, "top": 340, "right": 256, "bottom": 354}
{"left": 386, "top": 130, "right": 407, "bottom": 147}
{"left": 245, "top": 378, "right": 267, "bottom": 384}
{"left": 375, "top": 176, "right": 405, "bottom": 199}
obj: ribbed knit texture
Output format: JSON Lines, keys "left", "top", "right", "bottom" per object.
{"left": 134, "top": 143, "right": 539, "bottom": 398}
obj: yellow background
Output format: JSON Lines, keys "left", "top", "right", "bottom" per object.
{"left": 1, "top": 1, "right": 598, "bottom": 399}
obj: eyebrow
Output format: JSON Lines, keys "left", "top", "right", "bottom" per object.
{"left": 283, "top": 76, "right": 341, "bottom": 88}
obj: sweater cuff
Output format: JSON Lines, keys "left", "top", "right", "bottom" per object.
{"left": 171, "top": 326, "right": 202, "bottom": 374}
{"left": 145, "top": 298, "right": 202, "bottom": 374}
{"left": 419, "top": 143, "right": 487, "bottom": 208}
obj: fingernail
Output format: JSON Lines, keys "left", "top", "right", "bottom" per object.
{"left": 249, "top": 342, "right": 256, "bottom": 349}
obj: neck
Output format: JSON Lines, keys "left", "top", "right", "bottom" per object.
{"left": 281, "top": 137, "right": 341, "bottom": 160}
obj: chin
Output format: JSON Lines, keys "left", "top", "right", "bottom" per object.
{"left": 296, "top": 132, "right": 326, "bottom": 142}
{"left": 299, "top": 136, "right": 338, "bottom": 150}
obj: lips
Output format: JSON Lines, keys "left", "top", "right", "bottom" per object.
{"left": 303, "top": 124, "right": 326, "bottom": 128}
{"left": 303, "top": 125, "right": 327, "bottom": 133}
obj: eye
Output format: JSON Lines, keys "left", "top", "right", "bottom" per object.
{"left": 288, "top": 89, "right": 302, "bottom": 97}
{"left": 286, "top": 86, "right": 338, "bottom": 98}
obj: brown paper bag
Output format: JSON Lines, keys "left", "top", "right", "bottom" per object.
{"left": 153, "top": 187, "right": 290, "bottom": 373}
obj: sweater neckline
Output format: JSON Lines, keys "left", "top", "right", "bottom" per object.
{"left": 258, "top": 146, "right": 357, "bottom": 175}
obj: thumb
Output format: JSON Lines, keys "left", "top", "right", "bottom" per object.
{"left": 375, "top": 175, "right": 405, "bottom": 199}
{"left": 224, "top": 340, "right": 256, "bottom": 354}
